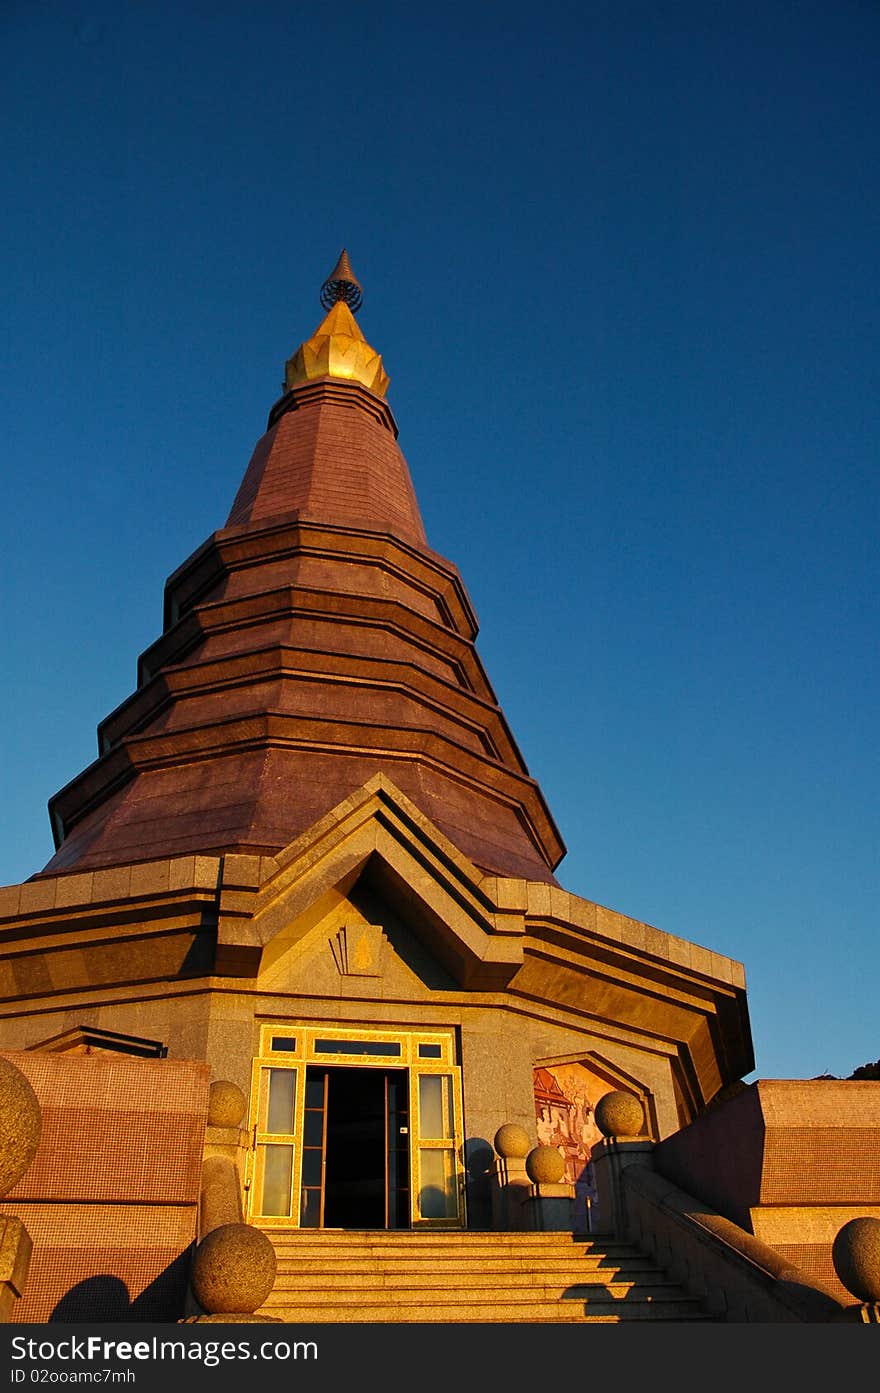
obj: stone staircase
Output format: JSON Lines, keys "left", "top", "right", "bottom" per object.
{"left": 256, "top": 1229, "right": 715, "bottom": 1322}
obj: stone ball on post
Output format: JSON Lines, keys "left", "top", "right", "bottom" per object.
{"left": 594, "top": 1090, "right": 644, "bottom": 1140}
{"left": 493, "top": 1124, "right": 531, "bottom": 1160}
{"left": 832, "top": 1216, "right": 880, "bottom": 1304}
{"left": 207, "top": 1080, "right": 247, "bottom": 1129}
{"left": 191, "top": 1223, "right": 277, "bottom": 1315}
{"left": 525, "top": 1145, "right": 565, "bottom": 1185}
{"left": 0, "top": 1057, "right": 42, "bottom": 1198}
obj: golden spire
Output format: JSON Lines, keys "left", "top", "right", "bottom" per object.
{"left": 284, "top": 251, "right": 390, "bottom": 398}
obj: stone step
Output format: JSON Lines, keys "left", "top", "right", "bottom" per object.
{"left": 272, "top": 1263, "right": 667, "bottom": 1286}
{"left": 259, "top": 1297, "right": 712, "bottom": 1323}
{"left": 273, "top": 1256, "right": 661, "bottom": 1277}
{"left": 258, "top": 1229, "right": 711, "bottom": 1323}
{"left": 261, "top": 1236, "right": 618, "bottom": 1248}
{"left": 264, "top": 1236, "right": 634, "bottom": 1255}
{"left": 266, "top": 1277, "right": 688, "bottom": 1300}
{"left": 268, "top": 1250, "right": 638, "bottom": 1264}
{"left": 264, "top": 1231, "right": 621, "bottom": 1241}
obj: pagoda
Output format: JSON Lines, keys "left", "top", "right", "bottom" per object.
{"left": 0, "top": 254, "right": 756, "bottom": 1321}
{"left": 42, "top": 251, "right": 564, "bottom": 888}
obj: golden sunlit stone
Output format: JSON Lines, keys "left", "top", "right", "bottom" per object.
{"left": 285, "top": 300, "right": 390, "bottom": 397}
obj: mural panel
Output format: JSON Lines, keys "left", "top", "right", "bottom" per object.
{"left": 533, "top": 1062, "right": 610, "bottom": 1233}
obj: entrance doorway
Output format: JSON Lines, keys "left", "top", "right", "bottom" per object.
{"left": 247, "top": 1024, "right": 464, "bottom": 1229}
{"left": 301, "top": 1066, "right": 410, "bottom": 1229}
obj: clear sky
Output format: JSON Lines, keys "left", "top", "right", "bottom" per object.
{"left": 2, "top": 1, "right": 877, "bottom": 1083}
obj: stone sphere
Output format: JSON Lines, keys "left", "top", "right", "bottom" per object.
{"left": 832, "top": 1217, "right": 880, "bottom": 1304}
{"left": 0, "top": 1057, "right": 42, "bottom": 1197}
{"left": 493, "top": 1123, "right": 531, "bottom": 1159}
{"left": 525, "top": 1145, "right": 565, "bottom": 1185}
{"left": 207, "top": 1080, "right": 247, "bottom": 1128}
{"left": 594, "top": 1090, "right": 644, "bottom": 1139}
{"left": 191, "top": 1224, "right": 277, "bottom": 1314}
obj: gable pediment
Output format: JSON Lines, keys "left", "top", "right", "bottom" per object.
{"left": 256, "top": 878, "right": 459, "bottom": 996}
{"left": 229, "top": 775, "right": 525, "bottom": 991}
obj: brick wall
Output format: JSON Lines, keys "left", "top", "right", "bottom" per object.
{"left": 0, "top": 1051, "right": 210, "bottom": 1322}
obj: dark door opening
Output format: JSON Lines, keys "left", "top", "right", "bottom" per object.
{"left": 303, "top": 1065, "right": 410, "bottom": 1229}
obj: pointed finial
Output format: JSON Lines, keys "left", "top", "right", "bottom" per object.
{"left": 320, "top": 248, "right": 363, "bottom": 315}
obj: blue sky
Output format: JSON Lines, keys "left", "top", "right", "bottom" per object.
{"left": 2, "top": 1, "right": 877, "bottom": 1082}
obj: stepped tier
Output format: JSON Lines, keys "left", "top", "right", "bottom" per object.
{"left": 43, "top": 378, "right": 564, "bottom": 883}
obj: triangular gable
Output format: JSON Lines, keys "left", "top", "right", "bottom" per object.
{"left": 257, "top": 879, "right": 459, "bottom": 996}
{"left": 217, "top": 774, "right": 526, "bottom": 991}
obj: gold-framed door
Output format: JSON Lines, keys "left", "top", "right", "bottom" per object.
{"left": 245, "top": 1023, "right": 465, "bottom": 1229}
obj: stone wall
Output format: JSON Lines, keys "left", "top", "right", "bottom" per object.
{"left": 654, "top": 1079, "right": 880, "bottom": 1302}
{"left": 0, "top": 1051, "right": 210, "bottom": 1321}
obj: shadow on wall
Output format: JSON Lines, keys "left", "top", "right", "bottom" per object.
{"left": 462, "top": 1137, "right": 495, "bottom": 1229}
{"left": 49, "top": 1251, "right": 193, "bottom": 1323}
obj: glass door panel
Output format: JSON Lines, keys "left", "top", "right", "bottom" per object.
{"left": 300, "top": 1069, "right": 328, "bottom": 1227}
{"left": 266, "top": 1068, "right": 297, "bottom": 1134}
{"left": 417, "top": 1150, "right": 457, "bottom": 1219}
{"left": 418, "top": 1074, "right": 454, "bottom": 1138}
{"left": 250, "top": 1062, "right": 302, "bottom": 1222}
{"left": 412, "top": 1068, "right": 463, "bottom": 1225}
{"left": 261, "top": 1144, "right": 295, "bottom": 1217}
{"left": 386, "top": 1070, "right": 410, "bottom": 1228}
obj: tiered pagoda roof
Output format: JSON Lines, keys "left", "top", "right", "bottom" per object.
{"left": 42, "top": 254, "right": 565, "bottom": 884}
